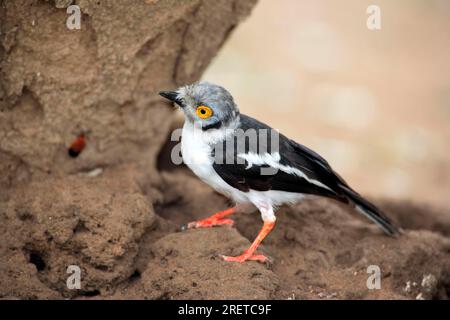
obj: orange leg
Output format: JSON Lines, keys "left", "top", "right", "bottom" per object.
{"left": 222, "top": 221, "right": 275, "bottom": 263}
{"left": 186, "top": 207, "right": 236, "bottom": 229}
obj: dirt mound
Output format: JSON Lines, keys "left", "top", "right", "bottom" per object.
{"left": 1, "top": 168, "right": 449, "bottom": 299}
{"left": 147, "top": 170, "right": 450, "bottom": 300}
{"left": 140, "top": 227, "right": 278, "bottom": 299}
{"left": 0, "top": 169, "right": 155, "bottom": 298}
{"left": 0, "top": 0, "right": 256, "bottom": 189}
{"left": 235, "top": 200, "right": 450, "bottom": 299}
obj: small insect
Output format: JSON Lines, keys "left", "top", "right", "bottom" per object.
{"left": 68, "top": 134, "right": 86, "bottom": 158}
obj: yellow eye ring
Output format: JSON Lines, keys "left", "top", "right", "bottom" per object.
{"left": 196, "top": 105, "right": 213, "bottom": 119}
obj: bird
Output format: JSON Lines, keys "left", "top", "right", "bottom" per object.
{"left": 159, "top": 81, "right": 399, "bottom": 263}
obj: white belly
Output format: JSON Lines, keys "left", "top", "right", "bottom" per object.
{"left": 180, "top": 122, "right": 305, "bottom": 207}
{"left": 181, "top": 123, "right": 248, "bottom": 203}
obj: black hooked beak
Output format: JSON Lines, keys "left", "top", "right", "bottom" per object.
{"left": 159, "top": 90, "right": 183, "bottom": 107}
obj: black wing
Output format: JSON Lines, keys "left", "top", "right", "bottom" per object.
{"left": 211, "top": 114, "right": 399, "bottom": 236}
{"left": 211, "top": 114, "right": 344, "bottom": 200}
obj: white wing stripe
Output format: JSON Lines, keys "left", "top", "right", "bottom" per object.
{"left": 237, "top": 152, "right": 333, "bottom": 191}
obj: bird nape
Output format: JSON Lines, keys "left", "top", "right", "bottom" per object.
{"left": 159, "top": 81, "right": 399, "bottom": 264}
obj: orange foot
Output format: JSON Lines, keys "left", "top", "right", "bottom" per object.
{"left": 221, "top": 253, "right": 270, "bottom": 263}
{"left": 186, "top": 217, "right": 234, "bottom": 229}
{"left": 182, "top": 208, "right": 236, "bottom": 230}
{"left": 221, "top": 221, "right": 275, "bottom": 263}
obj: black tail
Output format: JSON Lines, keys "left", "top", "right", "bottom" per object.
{"left": 338, "top": 184, "right": 399, "bottom": 236}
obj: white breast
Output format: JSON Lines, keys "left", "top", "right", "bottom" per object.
{"left": 181, "top": 122, "right": 249, "bottom": 203}
{"left": 180, "top": 122, "right": 306, "bottom": 208}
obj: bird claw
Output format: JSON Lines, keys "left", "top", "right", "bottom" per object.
{"left": 221, "top": 252, "right": 271, "bottom": 264}
{"left": 183, "top": 217, "right": 235, "bottom": 230}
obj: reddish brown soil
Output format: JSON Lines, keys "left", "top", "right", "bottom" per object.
{"left": 3, "top": 165, "right": 448, "bottom": 300}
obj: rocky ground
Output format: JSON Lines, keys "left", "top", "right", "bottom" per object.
{"left": 1, "top": 164, "right": 449, "bottom": 300}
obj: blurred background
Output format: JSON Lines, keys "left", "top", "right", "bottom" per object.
{"left": 200, "top": 0, "right": 450, "bottom": 207}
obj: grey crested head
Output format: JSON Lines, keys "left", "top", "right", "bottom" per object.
{"left": 159, "top": 81, "right": 240, "bottom": 131}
